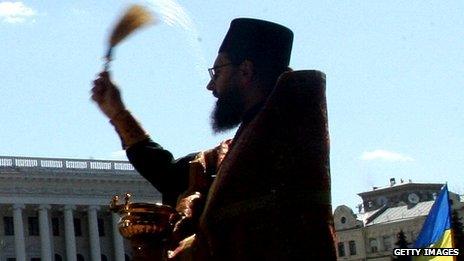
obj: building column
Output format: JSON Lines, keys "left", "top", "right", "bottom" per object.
{"left": 13, "top": 204, "right": 26, "bottom": 261}
{"left": 88, "top": 205, "right": 101, "bottom": 261}
{"left": 38, "top": 204, "right": 52, "bottom": 261}
{"left": 112, "top": 212, "right": 125, "bottom": 261}
{"left": 64, "top": 205, "right": 77, "bottom": 261}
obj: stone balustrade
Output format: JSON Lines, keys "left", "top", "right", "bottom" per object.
{"left": 0, "top": 156, "right": 135, "bottom": 172}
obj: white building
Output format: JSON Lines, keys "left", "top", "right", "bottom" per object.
{"left": 0, "top": 155, "right": 162, "bottom": 261}
{"left": 334, "top": 178, "right": 464, "bottom": 261}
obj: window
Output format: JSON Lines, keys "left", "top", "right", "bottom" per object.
{"left": 369, "top": 238, "right": 378, "bottom": 253}
{"left": 74, "top": 218, "right": 82, "bottom": 236}
{"left": 101, "top": 255, "right": 108, "bottom": 261}
{"left": 340, "top": 216, "right": 346, "bottom": 224}
{"left": 98, "top": 218, "right": 105, "bottom": 236}
{"left": 337, "top": 242, "right": 345, "bottom": 257}
{"left": 383, "top": 235, "right": 392, "bottom": 251}
{"left": 349, "top": 240, "right": 357, "bottom": 255}
{"left": 28, "top": 217, "right": 39, "bottom": 236}
{"left": 52, "top": 218, "right": 60, "bottom": 236}
{"left": 76, "top": 254, "right": 84, "bottom": 261}
{"left": 4, "top": 216, "right": 14, "bottom": 235}
{"left": 54, "top": 254, "right": 62, "bottom": 261}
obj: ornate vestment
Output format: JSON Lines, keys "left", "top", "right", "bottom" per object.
{"left": 127, "top": 70, "right": 336, "bottom": 260}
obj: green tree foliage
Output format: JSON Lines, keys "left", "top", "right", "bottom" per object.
{"left": 393, "top": 230, "right": 411, "bottom": 261}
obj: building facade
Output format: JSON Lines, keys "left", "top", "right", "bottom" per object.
{"left": 334, "top": 178, "right": 464, "bottom": 261}
{"left": 0, "top": 155, "right": 162, "bottom": 261}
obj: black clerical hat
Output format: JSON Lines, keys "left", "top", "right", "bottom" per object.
{"left": 219, "top": 18, "right": 293, "bottom": 69}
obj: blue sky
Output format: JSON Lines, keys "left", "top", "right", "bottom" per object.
{"left": 0, "top": 0, "right": 462, "bottom": 210}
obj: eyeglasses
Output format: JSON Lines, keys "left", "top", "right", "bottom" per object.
{"left": 208, "top": 63, "right": 233, "bottom": 81}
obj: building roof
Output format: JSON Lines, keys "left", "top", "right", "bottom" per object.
{"left": 366, "top": 201, "right": 434, "bottom": 226}
{"left": 356, "top": 207, "right": 382, "bottom": 224}
{"left": 358, "top": 182, "right": 443, "bottom": 198}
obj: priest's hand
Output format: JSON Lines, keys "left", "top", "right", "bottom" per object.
{"left": 171, "top": 192, "right": 204, "bottom": 243}
{"left": 91, "top": 71, "right": 126, "bottom": 120}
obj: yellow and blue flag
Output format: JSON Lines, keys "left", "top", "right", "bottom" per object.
{"left": 413, "top": 184, "right": 454, "bottom": 260}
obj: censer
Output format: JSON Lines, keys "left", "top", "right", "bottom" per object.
{"left": 110, "top": 193, "right": 180, "bottom": 261}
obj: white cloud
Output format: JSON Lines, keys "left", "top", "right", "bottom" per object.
{"left": 110, "top": 150, "right": 127, "bottom": 160}
{"left": 360, "top": 150, "right": 414, "bottom": 162}
{"left": 0, "top": 1, "right": 36, "bottom": 23}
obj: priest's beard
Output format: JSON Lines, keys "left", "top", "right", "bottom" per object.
{"left": 211, "top": 81, "right": 244, "bottom": 134}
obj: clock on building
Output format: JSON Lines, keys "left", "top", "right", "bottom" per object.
{"left": 377, "top": 196, "right": 388, "bottom": 206}
{"left": 408, "top": 193, "right": 420, "bottom": 204}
